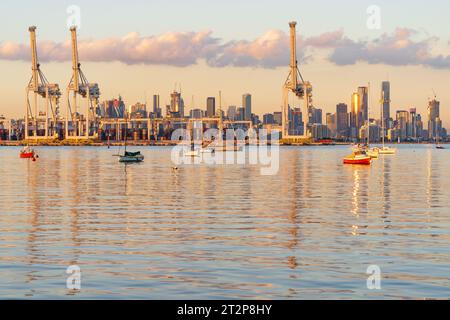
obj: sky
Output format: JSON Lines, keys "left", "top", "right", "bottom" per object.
{"left": 0, "top": 0, "right": 449, "bottom": 127}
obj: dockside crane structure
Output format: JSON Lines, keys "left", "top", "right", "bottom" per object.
{"left": 26, "top": 26, "right": 61, "bottom": 140}
{"left": 282, "top": 21, "right": 313, "bottom": 141}
{"left": 66, "top": 26, "right": 100, "bottom": 139}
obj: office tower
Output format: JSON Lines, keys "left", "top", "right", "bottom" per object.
{"left": 427, "top": 99, "right": 440, "bottom": 139}
{"left": 273, "top": 112, "right": 283, "bottom": 125}
{"left": 314, "top": 108, "right": 323, "bottom": 124}
{"left": 237, "top": 107, "right": 245, "bottom": 121}
{"left": 263, "top": 113, "right": 274, "bottom": 125}
{"left": 326, "top": 113, "right": 337, "bottom": 138}
{"left": 409, "top": 108, "right": 417, "bottom": 139}
{"left": 190, "top": 109, "right": 203, "bottom": 119}
{"left": 336, "top": 103, "right": 349, "bottom": 138}
{"left": 207, "top": 97, "right": 216, "bottom": 118}
{"left": 243, "top": 94, "right": 252, "bottom": 121}
{"left": 227, "top": 106, "right": 237, "bottom": 121}
{"left": 396, "top": 110, "right": 409, "bottom": 141}
{"left": 350, "top": 92, "right": 362, "bottom": 138}
{"left": 358, "top": 86, "right": 369, "bottom": 125}
{"left": 381, "top": 81, "right": 391, "bottom": 127}
{"left": 169, "top": 91, "right": 184, "bottom": 117}
{"left": 290, "top": 108, "right": 304, "bottom": 135}
{"left": 153, "top": 95, "right": 160, "bottom": 116}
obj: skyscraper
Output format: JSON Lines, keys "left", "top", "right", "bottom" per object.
{"left": 428, "top": 99, "right": 440, "bottom": 139}
{"left": 153, "top": 94, "right": 160, "bottom": 116}
{"left": 396, "top": 110, "right": 409, "bottom": 141}
{"left": 381, "top": 81, "right": 391, "bottom": 127}
{"left": 207, "top": 97, "right": 216, "bottom": 118}
{"left": 227, "top": 106, "right": 237, "bottom": 121}
{"left": 350, "top": 92, "right": 362, "bottom": 138}
{"left": 242, "top": 94, "right": 252, "bottom": 121}
{"left": 358, "top": 86, "right": 369, "bottom": 125}
{"left": 170, "top": 91, "right": 184, "bottom": 117}
{"left": 336, "top": 103, "right": 349, "bottom": 138}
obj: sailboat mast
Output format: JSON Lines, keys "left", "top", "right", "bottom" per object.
{"left": 367, "top": 82, "right": 370, "bottom": 147}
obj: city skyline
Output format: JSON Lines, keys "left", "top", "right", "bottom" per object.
{"left": 0, "top": 1, "right": 449, "bottom": 128}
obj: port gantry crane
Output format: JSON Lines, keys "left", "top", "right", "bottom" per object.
{"left": 26, "top": 26, "right": 61, "bottom": 140}
{"left": 66, "top": 26, "right": 100, "bottom": 140}
{"left": 282, "top": 21, "right": 313, "bottom": 142}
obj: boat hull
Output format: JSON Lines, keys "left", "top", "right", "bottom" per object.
{"left": 20, "top": 152, "right": 35, "bottom": 159}
{"left": 119, "top": 155, "right": 144, "bottom": 163}
{"left": 343, "top": 158, "right": 372, "bottom": 165}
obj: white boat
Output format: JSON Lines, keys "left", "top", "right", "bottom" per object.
{"left": 367, "top": 148, "right": 379, "bottom": 158}
{"left": 379, "top": 89, "right": 397, "bottom": 155}
{"left": 378, "top": 146, "right": 397, "bottom": 155}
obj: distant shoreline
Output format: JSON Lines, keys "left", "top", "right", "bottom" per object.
{"left": 0, "top": 141, "right": 447, "bottom": 147}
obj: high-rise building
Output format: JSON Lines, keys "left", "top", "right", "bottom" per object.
{"left": 428, "top": 99, "right": 440, "bottom": 139}
{"left": 409, "top": 108, "right": 418, "bottom": 139}
{"left": 153, "top": 94, "right": 160, "bottom": 117}
{"left": 290, "top": 107, "right": 304, "bottom": 136}
{"left": 227, "top": 106, "right": 237, "bottom": 121}
{"left": 396, "top": 110, "right": 409, "bottom": 141}
{"left": 237, "top": 107, "right": 245, "bottom": 121}
{"left": 326, "top": 113, "right": 337, "bottom": 138}
{"left": 350, "top": 92, "right": 362, "bottom": 138}
{"left": 242, "top": 94, "right": 252, "bottom": 121}
{"left": 381, "top": 81, "right": 391, "bottom": 127}
{"left": 169, "top": 91, "right": 184, "bottom": 117}
{"left": 190, "top": 109, "right": 203, "bottom": 119}
{"left": 207, "top": 97, "right": 216, "bottom": 118}
{"left": 336, "top": 103, "right": 349, "bottom": 138}
{"left": 263, "top": 113, "right": 274, "bottom": 125}
{"left": 358, "top": 86, "right": 369, "bottom": 125}
{"left": 273, "top": 112, "right": 283, "bottom": 125}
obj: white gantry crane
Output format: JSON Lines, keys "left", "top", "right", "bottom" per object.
{"left": 66, "top": 26, "right": 100, "bottom": 139}
{"left": 26, "top": 26, "right": 61, "bottom": 140}
{"left": 282, "top": 21, "right": 313, "bottom": 141}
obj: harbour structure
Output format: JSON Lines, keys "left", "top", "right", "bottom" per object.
{"left": 282, "top": 21, "right": 313, "bottom": 143}
{"left": 25, "top": 26, "right": 61, "bottom": 140}
{"left": 66, "top": 26, "right": 101, "bottom": 140}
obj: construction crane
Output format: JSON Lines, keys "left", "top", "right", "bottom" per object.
{"left": 26, "top": 26, "right": 61, "bottom": 140}
{"left": 282, "top": 21, "right": 313, "bottom": 140}
{"left": 66, "top": 26, "right": 100, "bottom": 139}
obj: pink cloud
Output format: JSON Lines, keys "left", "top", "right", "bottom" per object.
{"left": 1, "top": 27, "right": 449, "bottom": 69}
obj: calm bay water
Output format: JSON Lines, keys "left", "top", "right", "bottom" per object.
{"left": 0, "top": 145, "right": 449, "bottom": 299}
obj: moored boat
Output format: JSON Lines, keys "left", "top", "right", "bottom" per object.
{"left": 119, "top": 151, "right": 144, "bottom": 163}
{"left": 20, "top": 146, "right": 37, "bottom": 159}
{"left": 343, "top": 151, "right": 372, "bottom": 165}
{"left": 378, "top": 146, "right": 397, "bottom": 154}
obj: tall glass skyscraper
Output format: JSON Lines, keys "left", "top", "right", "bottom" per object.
{"left": 242, "top": 94, "right": 252, "bottom": 121}
{"left": 381, "top": 81, "right": 391, "bottom": 128}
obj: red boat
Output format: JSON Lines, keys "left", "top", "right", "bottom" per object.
{"left": 20, "top": 147, "right": 36, "bottom": 159}
{"left": 343, "top": 151, "right": 372, "bottom": 165}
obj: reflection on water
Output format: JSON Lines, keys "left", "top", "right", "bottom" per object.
{"left": 0, "top": 145, "right": 449, "bottom": 299}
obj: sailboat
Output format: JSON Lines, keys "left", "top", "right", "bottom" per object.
{"left": 436, "top": 130, "right": 445, "bottom": 149}
{"left": 378, "top": 89, "right": 397, "bottom": 155}
{"left": 118, "top": 118, "right": 144, "bottom": 163}
{"left": 20, "top": 145, "right": 37, "bottom": 160}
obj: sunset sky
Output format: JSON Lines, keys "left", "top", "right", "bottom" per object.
{"left": 0, "top": 0, "right": 449, "bottom": 127}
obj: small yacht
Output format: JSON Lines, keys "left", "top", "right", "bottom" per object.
{"left": 119, "top": 151, "right": 144, "bottom": 163}
{"left": 20, "top": 146, "right": 37, "bottom": 159}
{"left": 343, "top": 150, "right": 372, "bottom": 165}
